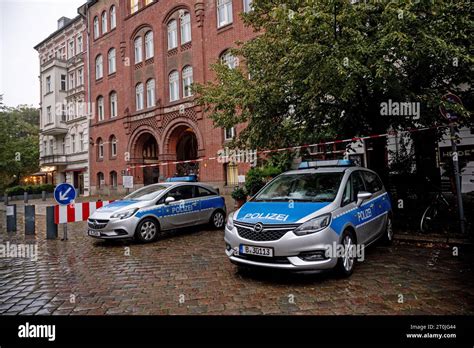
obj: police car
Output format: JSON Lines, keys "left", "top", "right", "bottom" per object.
{"left": 87, "top": 182, "right": 226, "bottom": 243}
{"left": 224, "top": 160, "right": 393, "bottom": 276}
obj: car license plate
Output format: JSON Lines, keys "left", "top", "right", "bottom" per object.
{"left": 239, "top": 245, "right": 273, "bottom": 257}
{"left": 88, "top": 230, "right": 101, "bottom": 237}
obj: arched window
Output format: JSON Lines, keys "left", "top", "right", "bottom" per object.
{"left": 110, "top": 135, "right": 117, "bottom": 157}
{"left": 110, "top": 171, "right": 117, "bottom": 188}
{"left": 110, "top": 91, "right": 117, "bottom": 117}
{"left": 108, "top": 48, "right": 116, "bottom": 74}
{"left": 169, "top": 70, "right": 179, "bottom": 102}
{"left": 221, "top": 50, "right": 237, "bottom": 69}
{"left": 97, "top": 96, "right": 104, "bottom": 121}
{"left": 101, "top": 11, "right": 107, "bottom": 34}
{"left": 97, "top": 138, "right": 104, "bottom": 159}
{"left": 180, "top": 12, "right": 191, "bottom": 44}
{"left": 135, "top": 83, "right": 144, "bottom": 110}
{"left": 93, "top": 16, "right": 99, "bottom": 38}
{"left": 97, "top": 172, "right": 104, "bottom": 188}
{"left": 146, "top": 79, "right": 155, "bottom": 107}
{"left": 167, "top": 20, "right": 177, "bottom": 50}
{"left": 134, "top": 36, "right": 143, "bottom": 63}
{"left": 182, "top": 66, "right": 193, "bottom": 98}
{"left": 95, "top": 54, "right": 103, "bottom": 79}
{"left": 110, "top": 5, "right": 116, "bottom": 29}
{"left": 145, "top": 31, "right": 154, "bottom": 59}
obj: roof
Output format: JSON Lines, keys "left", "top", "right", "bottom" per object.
{"left": 34, "top": 14, "right": 84, "bottom": 50}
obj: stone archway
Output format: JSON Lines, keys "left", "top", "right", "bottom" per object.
{"left": 129, "top": 129, "right": 160, "bottom": 185}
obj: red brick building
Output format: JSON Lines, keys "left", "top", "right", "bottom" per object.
{"left": 85, "top": 0, "right": 255, "bottom": 194}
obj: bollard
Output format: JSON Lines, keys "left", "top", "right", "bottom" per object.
{"left": 24, "top": 192, "right": 28, "bottom": 204}
{"left": 6, "top": 204, "right": 17, "bottom": 232}
{"left": 42, "top": 191, "right": 46, "bottom": 201}
{"left": 46, "top": 206, "right": 57, "bottom": 239}
{"left": 61, "top": 224, "right": 68, "bottom": 241}
{"left": 24, "top": 205, "right": 35, "bottom": 235}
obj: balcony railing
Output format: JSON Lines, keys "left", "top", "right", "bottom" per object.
{"left": 40, "top": 154, "right": 67, "bottom": 166}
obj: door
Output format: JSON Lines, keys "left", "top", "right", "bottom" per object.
{"left": 160, "top": 185, "right": 200, "bottom": 228}
{"left": 193, "top": 185, "right": 217, "bottom": 224}
{"left": 360, "top": 171, "right": 387, "bottom": 240}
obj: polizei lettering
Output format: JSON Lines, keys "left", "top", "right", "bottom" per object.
{"left": 18, "top": 322, "right": 56, "bottom": 342}
{"left": 243, "top": 213, "right": 289, "bottom": 222}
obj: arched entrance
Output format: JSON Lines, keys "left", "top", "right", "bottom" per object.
{"left": 169, "top": 126, "right": 199, "bottom": 177}
{"left": 132, "top": 132, "right": 160, "bottom": 185}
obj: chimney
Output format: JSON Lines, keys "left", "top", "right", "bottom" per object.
{"left": 57, "top": 16, "right": 71, "bottom": 30}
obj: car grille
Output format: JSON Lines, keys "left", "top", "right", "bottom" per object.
{"left": 87, "top": 219, "right": 109, "bottom": 230}
{"left": 235, "top": 222, "right": 300, "bottom": 242}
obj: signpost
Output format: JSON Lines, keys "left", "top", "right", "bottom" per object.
{"left": 123, "top": 175, "right": 133, "bottom": 195}
{"left": 439, "top": 93, "right": 466, "bottom": 234}
{"left": 54, "top": 183, "right": 77, "bottom": 240}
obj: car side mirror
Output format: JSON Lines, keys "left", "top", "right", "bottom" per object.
{"left": 164, "top": 196, "right": 175, "bottom": 205}
{"left": 356, "top": 191, "right": 372, "bottom": 207}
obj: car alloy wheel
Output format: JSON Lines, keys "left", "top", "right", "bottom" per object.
{"left": 342, "top": 235, "right": 355, "bottom": 272}
{"left": 211, "top": 210, "right": 225, "bottom": 229}
{"left": 135, "top": 218, "right": 159, "bottom": 243}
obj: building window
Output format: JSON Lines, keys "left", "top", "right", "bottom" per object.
{"left": 77, "top": 35, "right": 83, "bottom": 53}
{"left": 221, "top": 51, "right": 237, "bottom": 69}
{"left": 225, "top": 163, "right": 239, "bottom": 186}
{"left": 46, "top": 76, "right": 51, "bottom": 93}
{"left": 110, "top": 5, "right": 116, "bottom": 29}
{"left": 46, "top": 106, "right": 52, "bottom": 123}
{"left": 145, "top": 0, "right": 153, "bottom": 5}
{"left": 146, "top": 79, "right": 155, "bottom": 107}
{"left": 145, "top": 31, "right": 154, "bottom": 59}
{"left": 97, "top": 172, "right": 104, "bottom": 188}
{"left": 217, "top": 0, "right": 233, "bottom": 27}
{"left": 167, "top": 20, "right": 177, "bottom": 50}
{"left": 79, "top": 132, "right": 84, "bottom": 151}
{"left": 77, "top": 68, "right": 83, "bottom": 86}
{"left": 224, "top": 127, "right": 235, "bottom": 140}
{"left": 97, "top": 139, "right": 104, "bottom": 159}
{"left": 93, "top": 16, "right": 99, "bottom": 38}
{"left": 69, "top": 73, "right": 75, "bottom": 90}
{"left": 60, "top": 74, "right": 66, "bottom": 91}
{"left": 136, "top": 83, "right": 144, "bottom": 110}
{"left": 43, "top": 141, "right": 47, "bottom": 155}
{"left": 169, "top": 70, "right": 179, "bottom": 102}
{"left": 243, "top": 0, "right": 253, "bottom": 13}
{"left": 62, "top": 104, "right": 67, "bottom": 121}
{"left": 61, "top": 137, "right": 65, "bottom": 154}
{"left": 180, "top": 12, "right": 191, "bottom": 44}
{"left": 110, "top": 171, "right": 117, "bottom": 188}
{"left": 49, "top": 139, "right": 54, "bottom": 155}
{"left": 108, "top": 48, "right": 116, "bottom": 74}
{"left": 97, "top": 96, "right": 104, "bottom": 121}
{"left": 130, "top": 0, "right": 139, "bottom": 14}
{"left": 68, "top": 40, "right": 75, "bottom": 58}
{"left": 71, "top": 134, "right": 76, "bottom": 153}
{"left": 95, "top": 55, "right": 103, "bottom": 79}
{"left": 134, "top": 36, "right": 143, "bottom": 63}
{"left": 110, "top": 91, "right": 118, "bottom": 117}
{"left": 182, "top": 66, "right": 193, "bottom": 98}
{"left": 110, "top": 136, "right": 117, "bottom": 157}
{"left": 101, "top": 11, "right": 107, "bottom": 34}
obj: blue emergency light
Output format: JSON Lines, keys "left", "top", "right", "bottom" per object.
{"left": 298, "top": 159, "right": 354, "bottom": 169}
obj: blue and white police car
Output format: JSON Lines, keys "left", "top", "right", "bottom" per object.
{"left": 225, "top": 160, "right": 393, "bottom": 276}
{"left": 87, "top": 182, "right": 226, "bottom": 243}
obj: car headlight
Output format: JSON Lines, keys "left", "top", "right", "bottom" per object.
{"left": 293, "top": 214, "right": 331, "bottom": 236}
{"left": 226, "top": 212, "right": 235, "bottom": 230}
{"left": 111, "top": 208, "right": 138, "bottom": 220}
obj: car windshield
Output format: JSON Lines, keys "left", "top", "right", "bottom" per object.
{"left": 124, "top": 184, "right": 168, "bottom": 201}
{"left": 253, "top": 172, "right": 343, "bottom": 202}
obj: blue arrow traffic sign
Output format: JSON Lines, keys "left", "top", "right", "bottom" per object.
{"left": 54, "top": 183, "right": 77, "bottom": 205}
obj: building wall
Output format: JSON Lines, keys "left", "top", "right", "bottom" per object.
{"left": 88, "top": 0, "right": 256, "bottom": 194}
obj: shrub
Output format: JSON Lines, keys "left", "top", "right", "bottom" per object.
{"left": 5, "top": 184, "right": 55, "bottom": 196}
{"left": 231, "top": 186, "right": 247, "bottom": 201}
{"left": 244, "top": 165, "right": 283, "bottom": 196}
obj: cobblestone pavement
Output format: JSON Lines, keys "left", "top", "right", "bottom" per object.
{"left": 0, "top": 211, "right": 473, "bottom": 315}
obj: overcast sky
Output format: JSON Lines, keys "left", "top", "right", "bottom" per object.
{"left": 0, "top": 0, "right": 85, "bottom": 108}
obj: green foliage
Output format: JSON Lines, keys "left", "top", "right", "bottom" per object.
{"left": 231, "top": 186, "right": 247, "bottom": 201}
{"left": 196, "top": 0, "right": 472, "bottom": 151}
{"left": 0, "top": 106, "right": 40, "bottom": 192}
{"left": 5, "top": 184, "right": 54, "bottom": 196}
{"left": 245, "top": 164, "right": 283, "bottom": 196}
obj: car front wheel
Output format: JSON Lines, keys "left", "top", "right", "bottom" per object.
{"left": 335, "top": 230, "right": 356, "bottom": 277}
{"left": 135, "top": 218, "right": 159, "bottom": 243}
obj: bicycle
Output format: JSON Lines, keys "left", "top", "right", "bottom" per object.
{"left": 420, "top": 190, "right": 454, "bottom": 233}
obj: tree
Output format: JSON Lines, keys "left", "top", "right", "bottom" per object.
{"left": 0, "top": 106, "right": 40, "bottom": 192}
{"left": 195, "top": 0, "right": 472, "bottom": 153}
